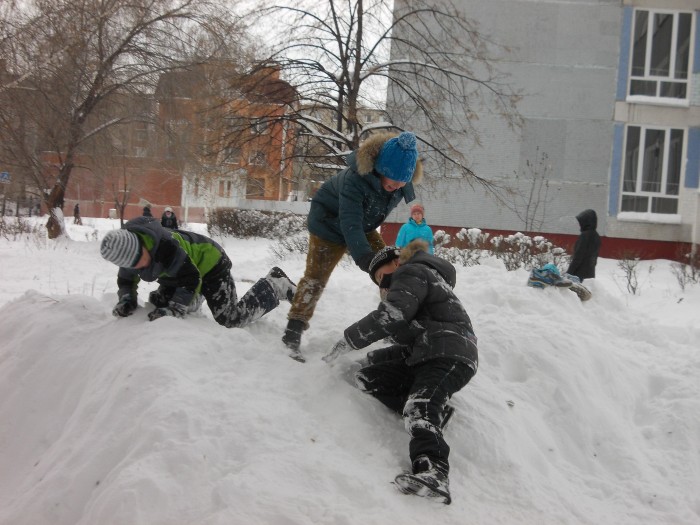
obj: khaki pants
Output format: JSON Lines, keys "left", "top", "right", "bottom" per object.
{"left": 288, "top": 231, "right": 385, "bottom": 326}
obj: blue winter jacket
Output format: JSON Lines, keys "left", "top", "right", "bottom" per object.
{"left": 396, "top": 218, "right": 434, "bottom": 254}
{"left": 307, "top": 133, "right": 423, "bottom": 264}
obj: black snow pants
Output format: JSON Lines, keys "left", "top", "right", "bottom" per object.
{"left": 355, "top": 350, "right": 475, "bottom": 472}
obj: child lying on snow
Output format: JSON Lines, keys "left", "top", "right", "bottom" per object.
{"left": 528, "top": 263, "right": 591, "bottom": 301}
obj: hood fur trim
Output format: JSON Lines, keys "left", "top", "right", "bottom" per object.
{"left": 356, "top": 132, "right": 423, "bottom": 185}
{"left": 399, "top": 239, "right": 430, "bottom": 264}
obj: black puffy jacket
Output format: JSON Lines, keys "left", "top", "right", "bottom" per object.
{"left": 344, "top": 240, "right": 478, "bottom": 371}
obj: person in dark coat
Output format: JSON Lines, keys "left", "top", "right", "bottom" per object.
{"left": 323, "top": 239, "right": 478, "bottom": 505}
{"left": 160, "top": 206, "right": 179, "bottom": 230}
{"left": 142, "top": 206, "right": 153, "bottom": 218}
{"left": 73, "top": 203, "right": 82, "bottom": 225}
{"left": 282, "top": 131, "right": 423, "bottom": 361}
{"left": 100, "top": 217, "right": 296, "bottom": 327}
{"left": 566, "top": 209, "right": 601, "bottom": 282}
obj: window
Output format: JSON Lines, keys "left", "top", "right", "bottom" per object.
{"left": 248, "top": 150, "right": 266, "bottom": 166}
{"left": 251, "top": 118, "right": 268, "bottom": 134}
{"left": 218, "top": 179, "right": 233, "bottom": 198}
{"left": 246, "top": 177, "right": 265, "bottom": 198}
{"left": 621, "top": 125, "right": 683, "bottom": 214}
{"left": 134, "top": 122, "right": 148, "bottom": 145}
{"left": 629, "top": 9, "right": 692, "bottom": 100}
{"left": 223, "top": 145, "right": 241, "bottom": 164}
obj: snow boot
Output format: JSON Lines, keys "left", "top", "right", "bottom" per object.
{"left": 395, "top": 455, "right": 451, "bottom": 504}
{"left": 282, "top": 319, "right": 305, "bottom": 362}
{"left": 266, "top": 267, "right": 297, "bottom": 302}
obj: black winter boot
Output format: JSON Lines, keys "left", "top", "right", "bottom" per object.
{"left": 282, "top": 319, "right": 305, "bottom": 362}
{"left": 395, "top": 455, "right": 451, "bottom": 504}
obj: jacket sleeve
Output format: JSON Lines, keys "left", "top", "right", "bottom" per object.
{"left": 338, "top": 175, "right": 374, "bottom": 263}
{"left": 567, "top": 231, "right": 593, "bottom": 275}
{"left": 345, "top": 266, "right": 427, "bottom": 349}
{"left": 116, "top": 268, "right": 140, "bottom": 298}
{"left": 396, "top": 224, "right": 408, "bottom": 247}
{"left": 154, "top": 238, "right": 201, "bottom": 308}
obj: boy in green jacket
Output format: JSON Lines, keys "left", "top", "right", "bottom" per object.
{"left": 100, "top": 217, "right": 295, "bottom": 327}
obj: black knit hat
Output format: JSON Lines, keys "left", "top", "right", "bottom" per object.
{"left": 368, "top": 246, "right": 401, "bottom": 285}
{"left": 100, "top": 229, "right": 142, "bottom": 268}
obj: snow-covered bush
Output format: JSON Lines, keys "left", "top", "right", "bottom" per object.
{"left": 435, "top": 227, "right": 567, "bottom": 271}
{"left": 0, "top": 216, "right": 45, "bottom": 243}
{"left": 435, "top": 228, "right": 489, "bottom": 267}
{"left": 208, "top": 208, "right": 305, "bottom": 239}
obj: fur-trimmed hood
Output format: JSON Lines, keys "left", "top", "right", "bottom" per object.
{"left": 399, "top": 239, "right": 456, "bottom": 288}
{"left": 353, "top": 132, "right": 424, "bottom": 185}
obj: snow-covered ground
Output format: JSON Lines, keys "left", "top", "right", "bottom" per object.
{"left": 0, "top": 217, "right": 698, "bottom": 525}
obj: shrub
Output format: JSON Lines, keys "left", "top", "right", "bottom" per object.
{"left": 435, "top": 227, "right": 568, "bottom": 271}
{"left": 208, "top": 208, "right": 305, "bottom": 239}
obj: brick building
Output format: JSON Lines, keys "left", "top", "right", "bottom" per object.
{"left": 59, "top": 64, "right": 297, "bottom": 223}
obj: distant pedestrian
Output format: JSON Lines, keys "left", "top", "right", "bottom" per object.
{"left": 396, "top": 203, "right": 434, "bottom": 254}
{"left": 160, "top": 206, "right": 179, "bottom": 230}
{"left": 566, "top": 209, "right": 601, "bottom": 282}
{"left": 73, "top": 203, "right": 83, "bottom": 225}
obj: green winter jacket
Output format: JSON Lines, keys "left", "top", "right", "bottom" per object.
{"left": 116, "top": 217, "right": 224, "bottom": 309}
{"left": 307, "top": 132, "right": 423, "bottom": 264}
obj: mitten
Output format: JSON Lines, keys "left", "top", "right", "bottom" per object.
{"left": 322, "top": 337, "right": 352, "bottom": 363}
{"left": 148, "top": 301, "right": 187, "bottom": 321}
{"left": 112, "top": 294, "right": 137, "bottom": 317}
{"left": 356, "top": 252, "right": 375, "bottom": 273}
{"left": 148, "top": 288, "right": 169, "bottom": 308}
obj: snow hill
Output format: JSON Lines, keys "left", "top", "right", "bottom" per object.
{"left": 0, "top": 218, "right": 698, "bottom": 525}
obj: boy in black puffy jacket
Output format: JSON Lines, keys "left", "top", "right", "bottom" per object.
{"left": 323, "top": 239, "right": 478, "bottom": 504}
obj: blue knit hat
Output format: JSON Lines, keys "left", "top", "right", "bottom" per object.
{"left": 374, "top": 132, "right": 418, "bottom": 183}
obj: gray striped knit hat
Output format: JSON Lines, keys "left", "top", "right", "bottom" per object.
{"left": 100, "top": 229, "right": 141, "bottom": 268}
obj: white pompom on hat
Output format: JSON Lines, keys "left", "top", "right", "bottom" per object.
{"left": 100, "top": 229, "right": 142, "bottom": 268}
{"left": 165, "top": 206, "right": 173, "bottom": 213}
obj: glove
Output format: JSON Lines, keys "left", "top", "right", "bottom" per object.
{"left": 148, "top": 288, "right": 169, "bottom": 308}
{"left": 322, "top": 337, "right": 352, "bottom": 363}
{"left": 356, "top": 252, "right": 375, "bottom": 273}
{"left": 148, "top": 301, "right": 187, "bottom": 321}
{"left": 112, "top": 294, "right": 137, "bottom": 317}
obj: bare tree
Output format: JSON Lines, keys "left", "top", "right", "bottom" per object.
{"left": 0, "top": 0, "right": 241, "bottom": 238}
{"left": 510, "top": 147, "right": 554, "bottom": 231}
{"left": 243, "top": 0, "right": 521, "bottom": 190}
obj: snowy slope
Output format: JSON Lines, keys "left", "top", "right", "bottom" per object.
{"left": 0, "top": 218, "right": 698, "bottom": 525}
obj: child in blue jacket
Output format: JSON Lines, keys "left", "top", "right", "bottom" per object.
{"left": 396, "top": 203, "right": 434, "bottom": 254}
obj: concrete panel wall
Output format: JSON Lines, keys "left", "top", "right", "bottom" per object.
{"left": 388, "top": 0, "right": 621, "bottom": 236}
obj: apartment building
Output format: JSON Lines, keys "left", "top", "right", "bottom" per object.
{"left": 385, "top": 0, "right": 700, "bottom": 260}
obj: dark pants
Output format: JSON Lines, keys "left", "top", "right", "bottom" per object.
{"left": 355, "top": 352, "right": 475, "bottom": 472}
{"left": 159, "top": 253, "right": 279, "bottom": 328}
